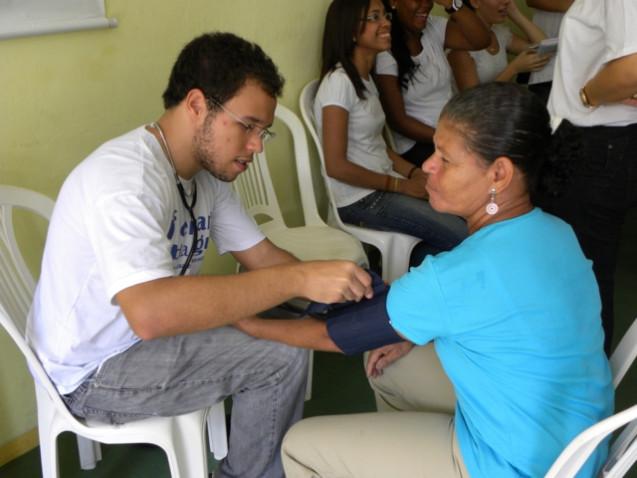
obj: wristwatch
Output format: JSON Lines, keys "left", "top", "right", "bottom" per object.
{"left": 445, "top": 0, "right": 464, "bottom": 14}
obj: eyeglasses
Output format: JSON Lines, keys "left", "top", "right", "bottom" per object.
{"left": 362, "top": 11, "right": 392, "bottom": 23}
{"left": 209, "top": 99, "right": 276, "bottom": 144}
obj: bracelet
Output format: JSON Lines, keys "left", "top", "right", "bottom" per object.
{"left": 407, "top": 166, "right": 418, "bottom": 179}
{"left": 384, "top": 175, "right": 392, "bottom": 192}
{"left": 579, "top": 86, "right": 595, "bottom": 108}
{"left": 392, "top": 177, "right": 400, "bottom": 193}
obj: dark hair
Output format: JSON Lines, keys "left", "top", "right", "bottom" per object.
{"left": 320, "top": 0, "right": 371, "bottom": 99}
{"left": 380, "top": 0, "right": 419, "bottom": 89}
{"left": 162, "top": 32, "right": 284, "bottom": 109}
{"left": 440, "top": 82, "right": 566, "bottom": 195}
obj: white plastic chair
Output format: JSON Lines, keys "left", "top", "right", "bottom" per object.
{"left": 232, "top": 104, "right": 368, "bottom": 267}
{"left": 232, "top": 104, "right": 371, "bottom": 401}
{"left": 299, "top": 79, "right": 420, "bottom": 283}
{"left": 610, "top": 318, "right": 637, "bottom": 389}
{"left": 544, "top": 318, "right": 637, "bottom": 478}
{"left": 0, "top": 185, "right": 227, "bottom": 477}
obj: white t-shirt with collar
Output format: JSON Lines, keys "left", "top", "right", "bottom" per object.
{"left": 375, "top": 15, "right": 453, "bottom": 154}
{"left": 548, "top": 0, "right": 637, "bottom": 128}
{"left": 313, "top": 66, "right": 394, "bottom": 208}
{"left": 28, "top": 126, "right": 265, "bottom": 394}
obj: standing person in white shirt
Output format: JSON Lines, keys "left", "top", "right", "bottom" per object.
{"left": 526, "top": 0, "right": 574, "bottom": 103}
{"left": 28, "top": 32, "right": 373, "bottom": 478}
{"left": 540, "top": 0, "right": 637, "bottom": 354}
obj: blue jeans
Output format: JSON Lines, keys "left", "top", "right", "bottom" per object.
{"left": 338, "top": 191, "right": 467, "bottom": 254}
{"left": 63, "top": 326, "right": 308, "bottom": 478}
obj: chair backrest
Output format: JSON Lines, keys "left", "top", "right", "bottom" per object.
{"left": 299, "top": 79, "right": 348, "bottom": 230}
{"left": 544, "top": 404, "right": 637, "bottom": 478}
{"left": 0, "top": 185, "right": 81, "bottom": 426}
{"left": 232, "top": 136, "right": 286, "bottom": 227}
{"left": 274, "top": 104, "right": 325, "bottom": 228}
{"left": 232, "top": 104, "right": 326, "bottom": 229}
{"left": 611, "top": 318, "right": 637, "bottom": 388}
{"left": 383, "top": 124, "right": 398, "bottom": 152}
{"left": 0, "top": 185, "right": 53, "bottom": 334}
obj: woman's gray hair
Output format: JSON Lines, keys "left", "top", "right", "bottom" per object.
{"left": 440, "top": 82, "right": 552, "bottom": 191}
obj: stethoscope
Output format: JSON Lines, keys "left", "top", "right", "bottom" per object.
{"left": 150, "top": 122, "right": 198, "bottom": 276}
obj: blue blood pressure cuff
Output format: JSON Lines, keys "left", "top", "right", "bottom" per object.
{"left": 305, "top": 270, "right": 403, "bottom": 355}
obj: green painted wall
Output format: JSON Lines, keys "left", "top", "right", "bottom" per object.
{"left": 0, "top": 0, "right": 331, "bottom": 450}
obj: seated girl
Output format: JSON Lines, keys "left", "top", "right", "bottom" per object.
{"left": 448, "top": 0, "right": 550, "bottom": 91}
{"left": 236, "top": 83, "right": 613, "bottom": 478}
{"left": 314, "top": 0, "right": 468, "bottom": 256}
{"left": 375, "top": 0, "right": 490, "bottom": 166}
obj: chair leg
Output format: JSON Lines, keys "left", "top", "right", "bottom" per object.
{"left": 76, "top": 435, "right": 102, "bottom": 470}
{"left": 167, "top": 411, "right": 209, "bottom": 478}
{"left": 39, "top": 429, "right": 60, "bottom": 478}
{"left": 207, "top": 401, "right": 228, "bottom": 460}
{"left": 305, "top": 350, "right": 314, "bottom": 401}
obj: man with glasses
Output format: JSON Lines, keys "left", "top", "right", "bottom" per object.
{"left": 28, "top": 32, "right": 372, "bottom": 478}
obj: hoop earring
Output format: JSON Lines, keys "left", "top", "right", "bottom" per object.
{"left": 485, "top": 188, "right": 499, "bottom": 215}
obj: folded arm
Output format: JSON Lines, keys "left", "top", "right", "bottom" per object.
{"left": 582, "top": 53, "right": 637, "bottom": 107}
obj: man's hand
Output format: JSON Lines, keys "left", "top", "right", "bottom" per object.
{"left": 366, "top": 341, "right": 414, "bottom": 378}
{"left": 299, "top": 261, "right": 373, "bottom": 304}
{"left": 622, "top": 97, "right": 637, "bottom": 108}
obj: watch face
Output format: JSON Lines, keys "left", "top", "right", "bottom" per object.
{"left": 453, "top": 0, "right": 463, "bottom": 9}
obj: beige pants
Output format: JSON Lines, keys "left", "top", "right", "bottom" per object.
{"left": 282, "top": 344, "right": 470, "bottom": 478}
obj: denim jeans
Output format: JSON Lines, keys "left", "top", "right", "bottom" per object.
{"left": 338, "top": 191, "right": 467, "bottom": 253}
{"left": 63, "top": 326, "right": 308, "bottom": 478}
{"left": 537, "top": 120, "right": 637, "bottom": 353}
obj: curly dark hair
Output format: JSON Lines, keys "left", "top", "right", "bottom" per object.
{"left": 162, "top": 32, "right": 285, "bottom": 109}
{"left": 440, "top": 82, "right": 569, "bottom": 196}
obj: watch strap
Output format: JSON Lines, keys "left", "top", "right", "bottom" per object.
{"left": 445, "top": 0, "right": 463, "bottom": 14}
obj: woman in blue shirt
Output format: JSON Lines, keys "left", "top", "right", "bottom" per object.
{"left": 236, "top": 82, "right": 613, "bottom": 478}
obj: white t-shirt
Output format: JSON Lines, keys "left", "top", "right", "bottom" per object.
{"left": 375, "top": 16, "right": 453, "bottom": 154}
{"left": 528, "top": 10, "right": 564, "bottom": 85}
{"left": 468, "top": 25, "right": 513, "bottom": 84}
{"left": 548, "top": 0, "right": 637, "bottom": 128}
{"left": 313, "top": 67, "right": 394, "bottom": 207}
{"left": 27, "top": 126, "right": 264, "bottom": 394}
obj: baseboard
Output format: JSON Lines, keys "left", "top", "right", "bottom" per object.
{"left": 0, "top": 428, "right": 38, "bottom": 467}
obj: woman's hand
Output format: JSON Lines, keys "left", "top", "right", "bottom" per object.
{"left": 510, "top": 49, "right": 551, "bottom": 74}
{"left": 366, "top": 341, "right": 415, "bottom": 378}
{"left": 398, "top": 174, "right": 429, "bottom": 199}
{"left": 506, "top": 0, "right": 523, "bottom": 20}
